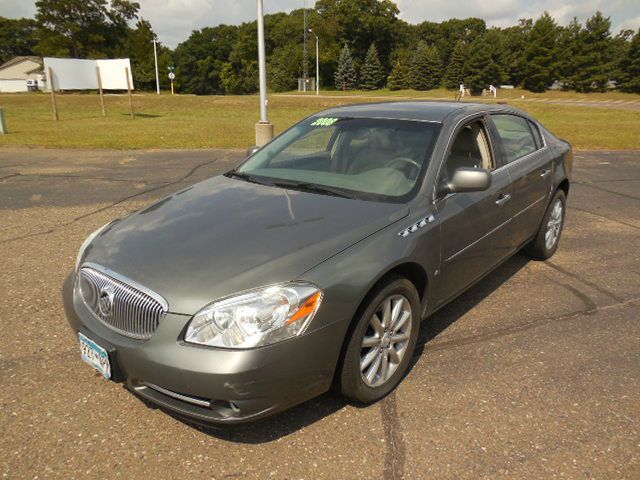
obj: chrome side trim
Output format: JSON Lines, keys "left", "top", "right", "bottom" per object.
{"left": 445, "top": 217, "right": 512, "bottom": 263}
{"left": 512, "top": 195, "right": 546, "bottom": 219}
{"left": 142, "top": 383, "right": 211, "bottom": 408}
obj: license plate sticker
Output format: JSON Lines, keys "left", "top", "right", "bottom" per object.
{"left": 79, "top": 332, "right": 111, "bottom": 379}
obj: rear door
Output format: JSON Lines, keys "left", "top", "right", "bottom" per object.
{"left": 434, "top": 117, "right": 512, "bottom": 306}
{"left": 488, "top": 114, "right": 553, "bottom": 249}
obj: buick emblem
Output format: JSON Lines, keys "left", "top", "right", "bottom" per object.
{"left": 98, "top": 286, "right": 115, "bottom": 319}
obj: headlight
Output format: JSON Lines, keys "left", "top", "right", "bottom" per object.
{"left": 75, "top": 222, "right": 110, "bottom": 271}
{"left": 185, "top": 283, "right": 323, "bottom": 349}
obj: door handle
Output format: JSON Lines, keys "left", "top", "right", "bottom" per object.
{"left": 540, "top": 169, "right": 551, "bottom": 177}
{"left": 495, "top": 193, "right": 511, "bottom": 206}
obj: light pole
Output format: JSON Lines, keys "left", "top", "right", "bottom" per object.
{"left": 255, "top": 0, "right": 274, "bottom": 146}
{"left": 309, "top": 29, "right": 319, "bottom": 96}
{"left": 152, "top": 39, "right": 160, "bottom": 95}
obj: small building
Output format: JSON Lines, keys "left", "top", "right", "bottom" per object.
{"left": 0, "top": 56, "right": 45, "bottom": 93}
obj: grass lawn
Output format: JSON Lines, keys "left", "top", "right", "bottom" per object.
{"left": 283, "top": 87, "right": 640, "bottom": 102}
{"left": 0, "top": 90, "right": 638, "bottom": 150}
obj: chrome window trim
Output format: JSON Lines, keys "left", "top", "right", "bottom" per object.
{"left": 493, "top": 145, "right": 550, "bottom": 173}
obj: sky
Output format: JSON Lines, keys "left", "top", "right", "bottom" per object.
{"left": 1, "top": 0, "right": 639, "bottom": 48}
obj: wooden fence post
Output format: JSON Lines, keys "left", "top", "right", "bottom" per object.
{"left": 96, "top": 66, "right": 106, "bottom": 117}
{"left": 48, "top": 67, "right": 58, "bottom": 121}
{"left": 125, "top": 67, "right": 134, "bottom": 119}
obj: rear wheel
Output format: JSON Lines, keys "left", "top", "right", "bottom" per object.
{"left": 340, "top": 276, "right": 420, "bottom": 403}
{"left": 525, "top": 189, "right": 566, "bottom": 260}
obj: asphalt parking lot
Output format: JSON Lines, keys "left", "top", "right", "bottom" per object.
{"left": 0, "top": 147, "right": 638, "bottom": 479}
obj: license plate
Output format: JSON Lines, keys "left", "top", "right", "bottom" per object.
{"left": 79, "top": 332, "right": 111, "bottom": 379}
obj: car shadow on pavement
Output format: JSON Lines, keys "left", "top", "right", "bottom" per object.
{"left": 413, "top": 253, "right": 531, "bottom": 362}
{"left": 154, "top": 253, "right": 530, "bottom": 443}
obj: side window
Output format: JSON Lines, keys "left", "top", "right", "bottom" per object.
{"left": 443, "top": 121, "right": 494, "bottom": 181}
{"left": 492, "top": 114, "right": 538, "bottom": 163}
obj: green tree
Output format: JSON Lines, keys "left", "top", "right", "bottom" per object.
{"left": 568, "top": 12, "right": 614, "bottom": 92}
{"left": 220, "top": 60, "right": 257, "bottom": 94}
{"left": 0, "top": 17, "right": 39, "bottom": 64}
{"left": 410, "top": 41, "right": 441, "bottom": 90}
{"left": 522, "top": 12, "right": 559, "bottom": 92}
{"left": 334, "top": 44, "right": 357, "bottom": 90}
{"left": 315, "top": 0, "right": 400, "bottom": 72}
{"left": 386, "top": 50, "right": 411, "bottom": 90}
{"left": 173, "top": 24, "right": 238, "bottom": 95}
{"left": 501, "top": 19, "right": 532, "bottom": 86}
{"left": 618, "top": 29, "right": 640, "bottom": 92}
{"left": 416, "top": 17, "right": 486, "bottom": 67}
{"left": 556, "top": 18, "right": 583, "bottom": 89}
{"left": 35, "top": 0, "right": 140, "bottom": 58}
{"left": 462, "top": 35, "right": 503, "bottom": 93}
{"left": 359, "top": 43, "right": 385, "bottom": 90}
{"left": 443, "top": 40, "right": 465, "bottom": 89}
{"left": 125, "top": 19, "right": 171, "bottom": 90}
{"left": 268, "top": 43, "right": 303, "bottom": 92}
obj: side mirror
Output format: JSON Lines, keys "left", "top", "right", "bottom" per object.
{"left": 246, "top": 145, "right": 260, "bottom": 158}
{"left": 440, "top": 167, "right": 492, "bottom": 196}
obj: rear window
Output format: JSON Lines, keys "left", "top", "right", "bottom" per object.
{"left": 492, "top": 114, "right": 539, "bottom": 163}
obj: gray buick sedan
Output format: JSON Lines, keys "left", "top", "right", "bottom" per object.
{"left": 64, "top": 101, "right": 572, "bottom": 424}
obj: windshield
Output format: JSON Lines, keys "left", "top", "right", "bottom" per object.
{"left": 235, "top": 117, "right": 441, "bottom": 202}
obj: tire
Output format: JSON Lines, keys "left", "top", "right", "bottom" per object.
{"left": 525, "top": 189, "right": 566, "bottom": 260}
{"left": 340, "top": 275, "right": 420, "bottom": 403}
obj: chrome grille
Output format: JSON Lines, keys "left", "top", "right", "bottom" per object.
{"left": 78, "top": 265, "right": 167, "bottom": 340}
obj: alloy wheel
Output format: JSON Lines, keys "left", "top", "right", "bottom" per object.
{"left": 360, "top": 294, "right": 412, "bottom": 387}
{"left": 545, "top": 198, "right": 563, "bottom": 250}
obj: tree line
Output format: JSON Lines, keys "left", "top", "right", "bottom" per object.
{"left": 1, "top": 0, "right": 639, "bottom": 94}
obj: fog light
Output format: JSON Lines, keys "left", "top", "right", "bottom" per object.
{"left": 211, "top": 400, "right": 241, "bottom": 417}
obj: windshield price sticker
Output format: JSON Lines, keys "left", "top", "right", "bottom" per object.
{"left": 311, "top": 117, "right": 338, "bottom": 126}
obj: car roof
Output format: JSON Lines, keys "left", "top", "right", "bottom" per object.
{"left": 314, "top": 100, "right": 507, "bottom": 123}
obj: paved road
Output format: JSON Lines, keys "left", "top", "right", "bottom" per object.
{"left": 0, "top": 147, "right": 638, "bottom": 479}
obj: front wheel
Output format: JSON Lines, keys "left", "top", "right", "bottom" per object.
{"left": 525, "top": 189, "right": 566, "bottom": 260}
{"left": 340, "top": 276, "right": 420, "bottom": 403}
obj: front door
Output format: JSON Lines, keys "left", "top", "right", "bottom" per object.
{"left": 434, "top": 118, "right": 513, "bottom": 306}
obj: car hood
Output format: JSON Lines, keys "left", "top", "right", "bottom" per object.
{"left": 83, "top": 175, "right": 409, "bottom": 314}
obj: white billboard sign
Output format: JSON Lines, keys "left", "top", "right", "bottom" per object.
{"left": 44, "top": 57, "right": 134, "bottom": 91}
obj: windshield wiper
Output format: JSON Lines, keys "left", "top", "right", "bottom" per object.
{"left": 270, "top": 179, "right": 356, "bottom": 199}
{"left": 225, "top": 170, "right": 269, "bottom": 186}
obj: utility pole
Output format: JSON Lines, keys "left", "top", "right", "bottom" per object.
{"left": 255, "top": 0, "right": 274, "bottom": 146}
{"left": 153, "top": 39, "right": 160, "bottom": 95}
{"left": 309, "top": 29, "right": 319, "bottom": 95}
{"left": 303, "top": 0, "right": 308, "bottom": 92}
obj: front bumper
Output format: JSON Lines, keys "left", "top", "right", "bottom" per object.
{"left": 63, "top": 273, "right": 345, "bottom": 424}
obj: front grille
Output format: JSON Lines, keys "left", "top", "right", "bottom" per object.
{"left": 78, "top": 265, "right": 167, "bottom": 339}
